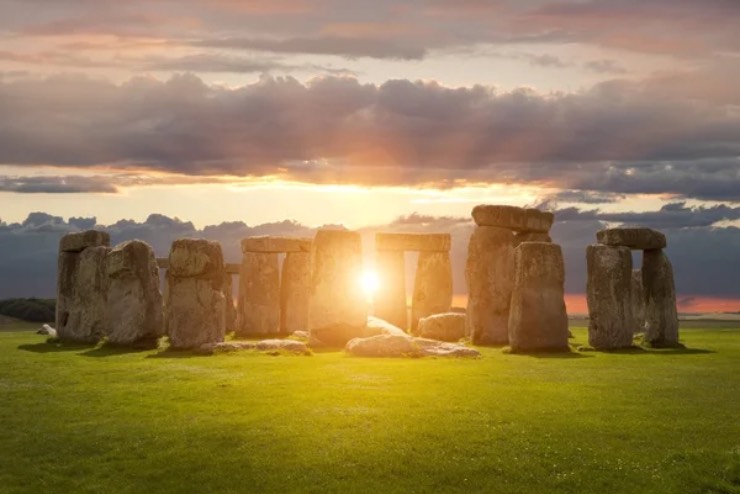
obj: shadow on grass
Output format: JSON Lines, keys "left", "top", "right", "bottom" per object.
{"left": 145, "top": 349, "right": 210, "bottom": 359}
{"left": 645, "top": 347, "right": 715, "bottom": 355}
{"left": 578, "top": 345, "right": 715, "bottom": 355}
{"left": 79, "top": 344, "right": 156, "bottom": 358}
{"left": 17, "top": 341, "right": 97, "bottom": 354}
{"left": 506, "top": 350, "right": 592, "bottom": 359}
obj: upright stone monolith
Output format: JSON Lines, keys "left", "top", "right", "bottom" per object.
{"left": 465, "top": 226, "right": 515, "bottom": 345}
{"left": 105, "top": 240, "right": 163, "bottom": 346}
{"left": 223, "top": 272, "right": 236, "bottom": 333}
{"left": 631, "top": 269, "right": 645, "bottom": 334}
{"left": 308, "top": 229, "right": 367, "bottom": 346}
{"left": 237, "top": 252, "right": 280, "bottom": 336}
{"left": 56, "top": 230, "right": 110, "bottom": 343}
{"left": 411, "top": 251, "right": 453, "bottom": 333}
{"left": 642, "top": 249, "right": 680, "bottom": 347}
{"left": 280, "top": 252, "right": 311, "bottom": 334}
{"left": 508, "top": 242, "right": 569, "bottom": 352}
{"left": 165, "top": 239, "right": 226, "bottom": 349}
{"left": 586, "top": 244, "right": 634, "bottom": 349}
{"left": 374, "top": 250, "right": 408, "bottom": 331}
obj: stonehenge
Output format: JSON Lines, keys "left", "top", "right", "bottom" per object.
{"left": 374, "top": 232, "right": 453, "bottom": 332}
{"left": 465, "top": 205, "right": 559, "bottom": 346}
{"left": 586, "top": 227, "right": 679, "bottom": 349}
{"left": 105, "top": 240, "right": 163, "bottom": 346}
{"left": 508, "top": 242, "right": 569, "bottom": 352}
{"left": 56, "top": 230, "right": 110, "bottom": 343}
{"left": 165, "top": 239, "right": 226, "bottom": 350}
{"left": 52, "top": 211, "right": 683, "bottom": 356}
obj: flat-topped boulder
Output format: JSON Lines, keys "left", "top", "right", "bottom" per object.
{"left": 59, "top": 230, "right": 110, "bottom": 253}
{"left": 596, "top": 228, "right": 666, "bottom": 250}
{"left": 364, "top": 316, "right": 407, "bottom": 337}
{"left": 472, "top": 205, "right": 554, "bottom": 233}
{"left": 167, "top": 238, "right": 224, "bottom": 278}
{"left": 417, "top": 313, "right": 466, "bottom": 341}
{"left": 198, "top": 339, "right": 310, "bottom": 355}
{"left": 345, "top": 334, "right": 480, "bottom": 358}
{"left": 241, "top": 236, "right": 312, "bottom": 253}
{"left": 375, "top": 233, "right": 451, "bottom": 252}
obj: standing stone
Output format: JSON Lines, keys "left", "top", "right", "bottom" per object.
{"left": 465, "top": 226, "right": 515, "bottom": 345}
{"left": 411, "top": 251, "right": 453, "bottom": 333}
{"left": 166, "top": 239, "right": 226, "bottom": 350}
{"left": 237, "top": 252, "right": 280, "bottom": 336}
{"left": 586, "top": 244, "right": 634, "bottom": 349}
{"left": 642, "top": 250, "right": 680, "bottom": 347}
{"left": 105, "top": 240, "right": 163, "bottom": 346}
{"left": 308, "top": 229, "right": 367, "bottom": 346}
{"left": 508, "top": 242, "right": 569, "bottom": 352}
{"left": 280, "top": 252, "right": 311, "bottom": 335}
{"left": 374, "top": 250, "right": 408, "bottom": 331}
{"left": 631, "top": 269, "right": 645, "bottom": 334}
{"left": 56, "top": 239, "right": 110, "bottom": 343}
{"left": 513, "top": 232, "right": 552, "bottom": 246}
{"left": 223, "top": 272, "right": 236, "bottom": 333}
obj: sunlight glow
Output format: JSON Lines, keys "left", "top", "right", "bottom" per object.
{"left": 359, "top": 269, "right": 380, "bottom": 301}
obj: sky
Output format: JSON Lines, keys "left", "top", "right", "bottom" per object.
{"left": 0, "top": 0, "right": 738, "bottom": 311}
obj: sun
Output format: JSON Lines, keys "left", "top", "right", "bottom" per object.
{"left": 359, "top": 268, "right": 380, "bottom": 299}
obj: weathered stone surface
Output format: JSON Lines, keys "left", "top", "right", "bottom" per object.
{"left": 472, "top": 205, "right": 554, "bottom": 233}
{"left": 241, "top": 236, "right": 312, "bottom": 253}
{"left": 465, "top": 226, "right": 515, "bottom": 345}
{"left": 165, "top": 239, "right": 225, "bottom": 350}
{"left": 105, "top": 240, "right": 163, "bottom": 346}
{"left": 198, "top": 339, "right": 310, "bottom": 355}
{"left": 280, "top": 252, "right": 311, "bottom": 335}
{"left": 374, "top": 250, "right": 407, "bottom": 330}
{"left": 375, "top": 233, "right": 451, "bottom": 252}
{"left": 586, "top": 245, "right": 635, "bottom": 350}
{"left": 417, "top": 312, "right": 466, "bottom": 342}
{"left": 168, "top": 238, "right": 224, "bottom": 278}
{"left": 631, "top": 269, "right": 645, "bottom": 334}
{"left": 56, "top": 245, "right": 109, "bottom": 343}
{"left": 508, "top": 242, "right": 569, "bottom": 352}
{"left": 411, "top": 251, "right": 453, "bottom": 332}
{"left": 308, "top": 229, "right": 367, "bottom": 346}
{"left": 237, "top": 252, "right": 280, "bottom": 336}
{"left": 59, "top": 230, "right": 110, "bottom": 253}
{"left": 345, "top": 334, "right": 480, "bottom": 358}
{"left": 364, "top": 316, "right": 407, "bottom": 337}
{"left": 642, "top": 250, "right": 680, "bottom": 346}
{"left": 513, "top": 232, "right": 552, "bottom": 247}
{"left": 596, "top": 228, "right": 666, "bottom": 250}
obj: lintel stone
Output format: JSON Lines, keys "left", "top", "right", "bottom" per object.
{"left": 596, "top": 228, "right": 666, "bottom": 250}
{"left": 472, "top": 205, "right": 553, "bottom": 233}
{"left": 375, "top": 233, "right": 451, "bottom": 252}
{"left": 241, "top": 236, "right": 312, "bottom": 253}
{"left": 60, "top": 230, "right": 110, "bottom": 252}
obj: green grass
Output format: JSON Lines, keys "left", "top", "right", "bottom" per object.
{"left": 1, "top": 324, "right": 739, "bottom": 494}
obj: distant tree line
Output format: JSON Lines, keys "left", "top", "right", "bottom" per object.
{"left": 0, "top": 298, "right": 55, "bottom": 322}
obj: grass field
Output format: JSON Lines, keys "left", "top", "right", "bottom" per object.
{"left": 1, "top": 321, "right": 738, "bottom": 494}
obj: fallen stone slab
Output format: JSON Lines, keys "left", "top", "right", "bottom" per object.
{"left": 365, "top": 316, "right": 408, "bottom": 337}
{"left": 198, "top": 339, "right": 310, "bottom": 355}
{"left": 59, "top": 230, "right": 110, "bottom": 253}
{"left": 345, "top": 334, "right": 480, "bottom": 358}
{"left": 596, "top": 228, "right": 667, "bottom": 250}
{"left": 241, "top": 236, "right": 312, "bottom": 253}
{"left": 375, "top": 233, "right": 451, "bottom": 252}
{"left": 417, "top": 312, "right": 466, "bottom": 341}
{"left": 472, "top": 205, "right": 554, "bottom": 233}
{"left": 37, "top": 324, "right": 57, "bottom": 337}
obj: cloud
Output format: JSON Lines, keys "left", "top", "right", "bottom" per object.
{"left": 0, "top": 73, "right": 738, "bottom": 201}
{"left": 0, "top": 175, "right": 118, "bottom": 193}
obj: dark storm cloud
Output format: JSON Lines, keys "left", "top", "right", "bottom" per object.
{"left": 0, "top": 73, "right": 738, "bottom": 201}
{"left": 0, "top": 175, "right": 118, "bottom": 193}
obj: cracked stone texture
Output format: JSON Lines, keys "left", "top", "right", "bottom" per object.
{"left": 237, "top": 252, "right": 280, "bottom": 336}
{"left": 411, "top": 251, "right": 453, "bottom": 332}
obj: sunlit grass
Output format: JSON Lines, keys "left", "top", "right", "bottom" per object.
{"left": 0, "top": 323, "right": 738, "bottom": 493}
